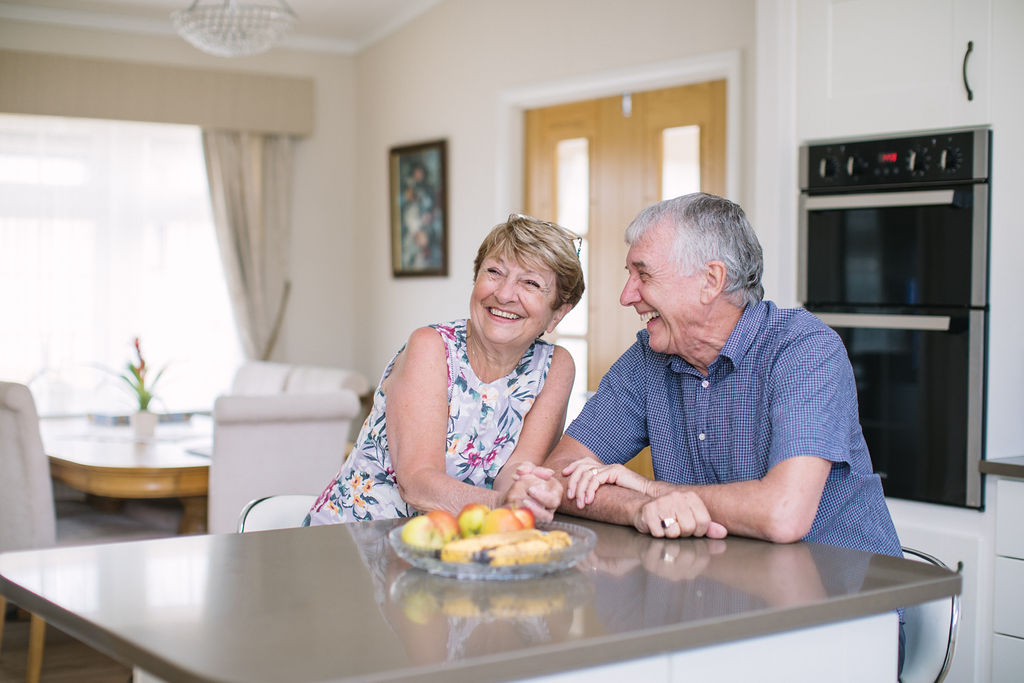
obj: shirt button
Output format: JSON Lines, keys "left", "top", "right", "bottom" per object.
{"left": 701, "top": 379, "right": 709, "bottom": 388}
{"left": 698, "top": 433, "right": 706, "bottom": 441}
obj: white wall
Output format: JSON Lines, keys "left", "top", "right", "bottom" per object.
{"left": 350, "top": 0, "right": 757, "bottom": 377}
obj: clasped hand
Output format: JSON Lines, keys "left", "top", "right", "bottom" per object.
{"left": 505, "top": 462, "right": 563, "bottom": 523}
{"left": 563, "top": 459, "right": 727, "bottom": 539}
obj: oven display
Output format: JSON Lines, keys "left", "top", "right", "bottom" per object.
{"left": 879, "top": 152, "right": 899, "bottom": 163}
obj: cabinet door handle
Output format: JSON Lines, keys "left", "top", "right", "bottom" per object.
{"left": 962, "top": 40, "right": 974, "bottom": 101}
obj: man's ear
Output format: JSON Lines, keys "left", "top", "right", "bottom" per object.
{"left": 700, "top": 261, "right": 728, "bottom": 303}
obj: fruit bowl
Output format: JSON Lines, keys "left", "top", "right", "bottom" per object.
{"left": 389, "top": 520, "right": 597, "bottom": 580}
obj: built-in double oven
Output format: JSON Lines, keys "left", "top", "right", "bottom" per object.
{"left": 799, "top": 127, "right": 991, "bottom": 509}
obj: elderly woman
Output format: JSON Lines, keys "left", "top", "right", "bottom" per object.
{"left": 307, "top": 214, "right": 585, "bottom": 525}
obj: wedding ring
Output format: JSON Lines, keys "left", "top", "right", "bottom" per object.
{"left": 661, "top": 517, "right": 678, "bottom": 529}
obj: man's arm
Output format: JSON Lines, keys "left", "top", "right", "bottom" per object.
{"left": 646, "top": 456, "right": 832, "bottom": 543}
{"left": 543, "top": 435, "right": 726, "bottom": 539}
{"left": 543, "top": 434, "right": 651, "bottom": 527}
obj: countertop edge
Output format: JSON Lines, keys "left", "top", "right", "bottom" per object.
{"left": 980, "top": 456, "right": 1024, "bottom": 479}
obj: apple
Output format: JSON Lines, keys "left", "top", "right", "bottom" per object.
{"left": 457, "top": 503, "right": 491, "bottom": 537}
{"left": 400, "top": 515, "right": 445, "bottom": 550}
{"left": 510, "top": 506, "right": 535, "bottom": 529}
{"left": 426, "top": 509, "right": 460, "bottom": 543}
{"left": 480, "top": 507, "right": 524, "bottom": 535}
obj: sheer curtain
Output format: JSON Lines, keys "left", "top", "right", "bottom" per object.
{"left": 0, "top": 115, "right": 241, "bottom": 416}
{"left": 201, "top": 131, "right": 293, "bottom": 361}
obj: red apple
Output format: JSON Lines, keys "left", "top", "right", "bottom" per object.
{"left": 510, "top": 506, "right": 535, "bottom": 530}
{"left": 426, "top": 509, "right": 460, "bottom": 543}
{"left": 457, "top": 503, "right": 491, "bottom": 537}
{"left": 480, "top": 507, "right": 524, "bottom": 535}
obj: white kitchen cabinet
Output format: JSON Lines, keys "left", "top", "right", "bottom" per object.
{"left": 995, "top": 479, "right": 1024, "bottom": 559}
{"left": 991, "top": 634, "right": 1024, "bottom": 681}
{"left": 797, "top": 0, "right": 991, "bottom": 140}
{"left": 991, "top": 476, "right": 1024, "bottom": 681}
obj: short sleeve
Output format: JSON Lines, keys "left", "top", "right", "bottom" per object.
{"left": 566, "top": 339, "right": 651, "bottom": 465}
{"left": 767, "top": 324, "right": 859, "bottom": 469}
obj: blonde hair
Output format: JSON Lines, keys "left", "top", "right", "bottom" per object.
{"left": 473, "top": 213, "right": 585, "bottom": 309}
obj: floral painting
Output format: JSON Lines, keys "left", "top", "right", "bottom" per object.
{"left": 389, "top": 139, "right": 448, "bottom": 277}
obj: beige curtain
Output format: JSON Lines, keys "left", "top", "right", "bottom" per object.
{"left": 202, "top": 130, "right": 293, "bottom": 361}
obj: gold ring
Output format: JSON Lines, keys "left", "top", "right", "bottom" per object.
{"left": 660, "top": 518, "right": 678, "bottom": 529}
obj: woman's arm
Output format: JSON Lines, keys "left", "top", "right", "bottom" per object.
{"left": 491, "top": 345, "right": 575, "bottom": 519}
{"left": 386, "top": 327, "right": 504, "bottom": 515}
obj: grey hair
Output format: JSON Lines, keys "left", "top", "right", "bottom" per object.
{"left": 624, "top": 193, "right": 764, "bottom": 308}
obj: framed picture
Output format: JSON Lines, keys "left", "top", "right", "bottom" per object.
{"left": 389, "top": 139, "right": 448, "bottom": 277}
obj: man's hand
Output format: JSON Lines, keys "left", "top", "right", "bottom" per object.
{"left": 633, "top": 490, "right": 728, "bottom": 539}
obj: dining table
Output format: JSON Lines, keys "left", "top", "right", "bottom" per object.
{"left": 0, "top": 515, "right": 959, "bottom": 682}
{"left": 41, "top": 415, "right": 212, "bottom": 534}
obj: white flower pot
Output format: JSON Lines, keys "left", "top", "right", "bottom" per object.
{"left": 131, "top": 410, "right": 158, "bottom": 440}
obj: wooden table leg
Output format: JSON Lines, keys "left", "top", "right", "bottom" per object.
{"left": 179, "top": 496, "right": 208, "bottom": 535}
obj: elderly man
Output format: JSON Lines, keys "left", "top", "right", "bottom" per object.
{"left": 544, "top": 192, "right": 901, "bottom": 557}
{"left": 543, "top": 192, "right": 906, "bottom": 672}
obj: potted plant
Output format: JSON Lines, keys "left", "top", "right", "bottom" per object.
{"left": 119, "top": 337, "right": 166, "bottom": 439}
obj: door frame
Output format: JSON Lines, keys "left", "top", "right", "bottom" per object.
{"left": 494, "top": 50, "right": 742, "bottom": 217}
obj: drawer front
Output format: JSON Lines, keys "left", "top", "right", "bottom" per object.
{"left": 994, "top": 557, "right": 1024, "bottom": 637}
{"left": 996, "top": 479, "right": 1024, "bottom": 559}
{"left": 991, "top": 634, "right": 1024, "bottom": 682}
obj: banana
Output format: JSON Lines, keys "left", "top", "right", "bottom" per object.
{"left": 440, "top": 528, "right": 573, "bottom": 565}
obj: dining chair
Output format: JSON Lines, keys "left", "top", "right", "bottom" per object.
{"left": 0, "top": 381, "right": 57, "bottom": 683}
{"left": 899, "top": 546, "right": 961, "bottom": 683}
{"left": 236, "top": 494, "right": 318, "bottom": 533}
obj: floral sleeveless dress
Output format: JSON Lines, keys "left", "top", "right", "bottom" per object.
{"left": 306, "top": 319, "right": 554, "bottom": 524}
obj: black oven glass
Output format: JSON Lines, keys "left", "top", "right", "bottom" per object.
{"left": 834, "top": 319, "right": 971, "bottom": 507}
{"left": 805, "top": 193, "right": 976, "bottom": 308}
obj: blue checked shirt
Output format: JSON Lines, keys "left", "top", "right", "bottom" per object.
{"left": 567, "top": 300, "right": 902, "bottom": 558}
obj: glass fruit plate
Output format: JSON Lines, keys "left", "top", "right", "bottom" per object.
{"left": 388, "top": 521, "right": 597, "bottom": 581}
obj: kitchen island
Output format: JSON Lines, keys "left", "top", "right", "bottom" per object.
{"left": 0, "top": 517, "right": 958, "bottom": 682}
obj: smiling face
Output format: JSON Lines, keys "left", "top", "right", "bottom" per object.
{"left": 470, "top": 251, "right": 570, "bottom": 350}
{"left": 619, "top": 221, "right": 708, "bottom": 359}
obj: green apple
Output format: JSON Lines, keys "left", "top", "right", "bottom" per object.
{"left": 457, "top": 503, "right": 491, "bottom": 537}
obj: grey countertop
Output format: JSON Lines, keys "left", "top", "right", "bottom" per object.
{"left": 980, "top": 455, "right": 1024, "bottom": 479}
{"left": 0, "top": 516, "right": 959, "bottom": 683}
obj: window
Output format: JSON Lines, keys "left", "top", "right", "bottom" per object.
{"left": 0, "top": 114, "right": 241, "bottom": 416}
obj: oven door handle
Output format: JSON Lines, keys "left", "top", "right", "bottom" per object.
{"left": 803, "top": 189, "right": 955, "bottom": 211}
{"left": 812, "top": 312, "right": 952, "bottom": 331}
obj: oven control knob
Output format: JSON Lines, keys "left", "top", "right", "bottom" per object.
{"left": 846, "top": 154, "right": 868, "bottom": 178}
{"left": 939, "top": 146, "right": 963, "bottom": 173}
{"left": 906, "top": 147, "right": 930, "bottom": 176}
{"left": 818, "top": 156, "right": 840, "bottom": 180}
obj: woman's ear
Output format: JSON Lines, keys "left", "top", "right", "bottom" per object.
{"left": 546, "top": 303, "right": 573, "bottom": 334}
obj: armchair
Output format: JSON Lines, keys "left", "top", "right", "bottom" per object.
{"left": 207, "top": 362, "right": 369, "bottom": 534}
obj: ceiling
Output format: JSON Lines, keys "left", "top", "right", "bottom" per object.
{"left": 0, "top": 0, "right": 443, "bottom": 54}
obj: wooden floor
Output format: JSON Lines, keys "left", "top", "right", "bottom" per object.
{"left": 0, "top": 609, "right": 130, "bottom": 683}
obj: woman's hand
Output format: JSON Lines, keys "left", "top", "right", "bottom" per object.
{"left": 633, "top": 490, "right": 728, "bottom": 540}
{"left": 503, "top": 462, "right": 563, "bottom": 523}
{"left": 562, "top": 459, "right": 654, "bottom": 509}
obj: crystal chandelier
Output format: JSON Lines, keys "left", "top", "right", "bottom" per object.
{"left": 171, "top": 0, "right": 297, "bottom": 58}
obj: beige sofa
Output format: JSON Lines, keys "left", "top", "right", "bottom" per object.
{"left": 208, "top": 361, "right": 369, "bottom": 534}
